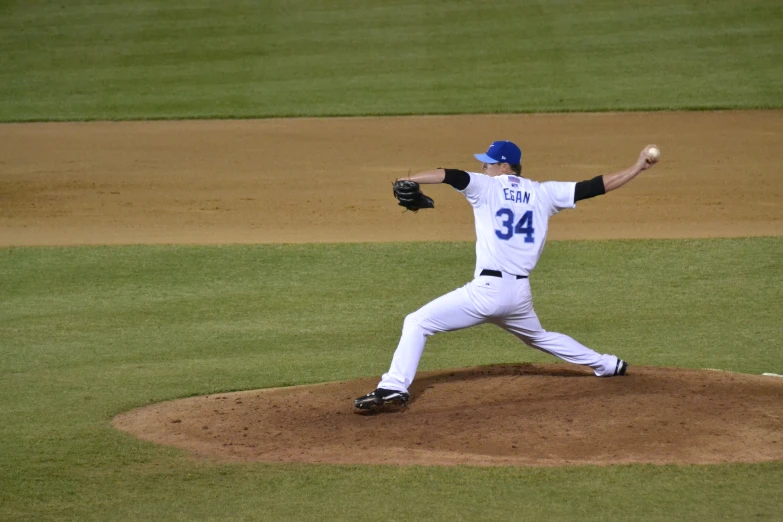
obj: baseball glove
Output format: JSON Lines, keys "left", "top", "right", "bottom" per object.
{"left": 392, "top": 180, "right": 434, "bottom": 212}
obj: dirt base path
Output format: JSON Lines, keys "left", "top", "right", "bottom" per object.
{"left": 2, "top": 110, "right": 781, "bottom": 246}
{"left": 114, "top": 363, "right": 783, "bottom": 467}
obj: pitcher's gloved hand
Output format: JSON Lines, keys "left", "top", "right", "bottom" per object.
{"left": 392, "top": 180, "right": 434, "bottom": 212}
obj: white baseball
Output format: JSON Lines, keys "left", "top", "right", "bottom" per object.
{"left": 648, "top": 147, "right": 661, "bottom": 161}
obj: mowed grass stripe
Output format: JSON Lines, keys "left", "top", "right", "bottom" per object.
{"left": 3, "top": 461, "right": 783, "bottom": 521}
{"left": 0, "top": 238, "right": 781, "bottom": 519}
{"left": 1, "top": 0, "right": 781, "bottom": 121}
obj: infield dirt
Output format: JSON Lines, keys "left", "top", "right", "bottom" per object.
{"left": 3, "top": 111, "right": 782, "bottom": 466}
{"left": 2, "top": 110, "right": 781, "bottom": 246}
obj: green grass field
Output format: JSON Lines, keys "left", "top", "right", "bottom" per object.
{"left": 0, "top": 0, "right": 781, "bottom": 121}
{"left": 1, "top": 239, "right": 782, "bottom": 520}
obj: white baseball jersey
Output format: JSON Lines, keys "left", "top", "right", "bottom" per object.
{"left": 459, "top": 172, "right": 576, "bottom": 277}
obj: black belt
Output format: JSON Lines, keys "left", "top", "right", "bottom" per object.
{"left": 480, "top": 269, "right": 528, "bottom": 279}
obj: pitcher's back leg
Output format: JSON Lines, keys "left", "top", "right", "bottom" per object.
{"left": 496, "top": 308, "right": 622, "bottom": 377}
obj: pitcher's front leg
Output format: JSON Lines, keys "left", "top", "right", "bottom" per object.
{"left": 379, "top": 285, "right": 485, "bottom": 392}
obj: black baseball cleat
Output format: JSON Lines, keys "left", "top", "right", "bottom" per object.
{"left": 354, "top": 388, "right": 410, "bottom": 410}
{"left": 615, "top": 359, "right": 628, "bottom": 376}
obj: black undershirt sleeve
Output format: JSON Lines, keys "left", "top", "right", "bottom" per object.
{"left": 442, "top": 169, "right": 470, "bottom": 190}
{"left": 574, "top": 175, "right": 606, "bottom": 202}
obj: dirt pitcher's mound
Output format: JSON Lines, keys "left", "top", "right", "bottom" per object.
{"left": 113, "top": 364, "right": 783, "bottom": 467}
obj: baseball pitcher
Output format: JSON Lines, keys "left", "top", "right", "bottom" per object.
{"left": 355, "top": 140, "right": 660, "bottom": 410}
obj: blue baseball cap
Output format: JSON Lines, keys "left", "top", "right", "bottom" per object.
{"left": 474, "top": 140, "right": 522, "bottom": 164}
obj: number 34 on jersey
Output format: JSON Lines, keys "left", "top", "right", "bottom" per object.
{"left": 495, "top": 208, "right": 535, "bottom": 243}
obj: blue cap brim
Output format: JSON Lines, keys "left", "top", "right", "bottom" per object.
{"left": 474, "top": 153, "right": 499, "bottom": 163}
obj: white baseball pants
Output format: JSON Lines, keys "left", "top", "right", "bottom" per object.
{"left": 378, "top": 272, "right": 621, "bottom": 393}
